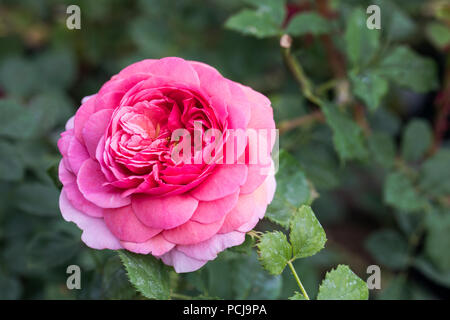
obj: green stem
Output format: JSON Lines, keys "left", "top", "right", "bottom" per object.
{"left": 287, "top": 261, "right": 310, "bottom": 300}
{"left": 281, "top": 47, "right": 323, "bottom": 107}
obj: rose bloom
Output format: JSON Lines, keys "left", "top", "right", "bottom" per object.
{"left": 58, "top": 57, "right": 276, "bottom": 272}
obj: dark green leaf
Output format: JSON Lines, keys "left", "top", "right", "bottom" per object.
{"left": 0, "top": 140, "right": 24, "bottom": 181}
{"left": 367, "top": 131, "right": 396, "bottom": 168}
{"left": 13, "top": 182, "right": 60, "bottom": 216}
{"left": 225, "top": 9, "right": 281, "bottom": 38}
{"left": 118, "top": 250, "right": 171, "bottom": 300}
{"left": 0, "top": 99, "right": 37, "bottom": 139}
{"left": 257, "top": 231, "right": 292, "bottom": 275}
{"left": 322, "top": 103, "right": 368, "bottom": 162}
{"left": 317, "top": 265, "right": 368, "bottom": 300}
{"left": 419, "top": 149, "right": 450, "bottom": 197}
{"left": 383, "top": 172, "right": 427, "bottom": 212}
{"left": 243, "top": 0, "right": 286, "bottom": 26}
{"left": 266, "top": 150, "right": 311, "bottom": 227}
{"left": 350, "top": 71, "right": 388, "bottom": 111}
{"left": 365, "top": 229, "right": 409, "bottom": 270}
{"left": 285, "top": 12, "right": 330, "bottom": 36}
{"left": 425, "top": 212, "right": 450, "bottom": 273}
{"left": 345, "top": 8, "right": 380, "bottom": 68}
{"left": 289, "top": 292, "right": 306, "bottom": 300}
{"left": 290, "top": 205, "right": 327, "bottom": 259}
{"left": 401, "top": 119, "right": 432, "bottom": 163}
{"left": 378, "top": 46, "right": 438, "bottom": 93}
{"left": 426, "top": 22, "right": 450, "bottom": 50}
{"left": 102, "top": 255, "right": 137, "bottom": 299}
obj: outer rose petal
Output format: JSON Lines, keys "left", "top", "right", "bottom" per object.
{"left": 59, "top": 190, "right": 122, "bottom": 250}
{"left": 132, "top": 194, "right": 198, "bottom": 229}
{"left": 59, "top": 161, "right": 103, "bottom": 218}
{"left": 218, "top": 193, "right": 256, "bottom": 234}
{"left": 67, "top": 136, "right": 90, "bottom": 174}
{"left": 145, "top": 57, "right": 200, "bottom": 87}
{"left": 160, "top": 249, "right": 207, "bottom": 273}
{"left": 121, "top": 234, "right": 175, "bottom": 256}
{"left": 103, "top": 205, "right": 161, "bottom": 242}
{"left": 82, "top": 109, "right": 114, "bottom": 157}
{"left": 77, "top": 158, "right": 131, "bottom": 208}
{"left": 177, "top": 231, "right": 245, "bottom": 261}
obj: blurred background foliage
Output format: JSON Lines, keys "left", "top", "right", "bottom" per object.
{"left": 0, "top": 0, "right": 449, "bottom": 299}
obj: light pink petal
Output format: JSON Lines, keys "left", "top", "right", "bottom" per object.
{"left": 218, "top": 193, "right": 256, "bottom": 234}
{"left": 121, "top": 234, "right": 175, "bottom": 255}
{"left": 116, "top": 59, "right": 156, "bottom": 78}
{"left": 67, "top": 136, "right": 90, "bottom": 174}
{"left": 77, "top": 158, "right": 131, "bottom": 208}
{"left": 162, "top": 217, "right": 225, "bottom": 245}
{"left": 145, "top": 57, "right": 200, "bottom": 87}
{"left": 81, "top": 94, "right": 96, "bottom": 104}
{"left": 190, "top": 190, "right": 239, "bottom": 224}
{"left": 103, "top": 205, "right": 162, "bottom": 242}
{"left": 225, "top": 81, "right": 252, "bottom": 130}
{"left": 59, "top": 190, "right": 122, "bottom": 250}
{"left": 65, "top": 116, "right": 75, "bottom": 130}
{"left": 74, "top": 96, "right": 97, "bottom": 142}
{"left": 177, "top": 231, "right": 245, "bottom": 261}
{"left": 160, "top": 249, "right": 207, "bottom": 273}
{"left": 190, "top": 164, "right": 248, "bottom": 201}
{"left": 132, "top": 194, "right": 198, "bottom": 229}
{"left": 239, "top": 164, "right": 270, "bottom": 194}
{"left": 82, "top": 109, "right": 113, "bottom": 157}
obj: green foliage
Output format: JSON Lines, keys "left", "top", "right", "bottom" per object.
{"left": 419, "top": 149, "right": 450, "bottom": 197}
{"left": 377, "top": 46, "right": 438, "bottom": 93}
{"left": 350, "top": 71, "right": 388, "bottom": 111}
{"left": 266, "top": 150, "right": 311, "bottom": 227}
{"left": 290, "top": 205, "right": 327, "bottom": 259}
{"left": 367, "top": 131, "right": 396, "bottom": 168}
{"left": 285, "top": 12, "right": 331, "bottom": 36}
{"left": 345, "top": 8, "right": 380, "bottom": 68}
{"left": 365, "top": 229, "right": 409, "bottom": 270}
{"left": 317, "top": 265, "right": 369, "bottom": 300}
{"left": 257, "top": 231, "right": 292, "bottom": 275}
{"left": 401, "top": 119, "right": 433, "bottom": 163}
{"left": 118, "top": 251, "right": 171, "bottom": 300}
{"left": 384, "top": 172, "right": 427, "bottom": 212}
{"left": 225, "top": 0, "right": 285, "bottom": 38}
{"left": 322, "top": 103, "right": 368, "bottom": 162}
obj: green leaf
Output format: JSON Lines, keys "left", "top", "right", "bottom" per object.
{"left": 285, "top": 12, "right": 330, "bottom": 36}
{"left": 365, "top": 229, "right": 409, "bottom": 270}
{"left": 0, "top": 272, "right": 22, "bottom": 299}
{"left": 425, "top": 212, "right": 450, "bottom": 273}
{"left": 414, "top": 256, "right": 450, "bottom": 288}
{"left": 377, "top": 46, "right": 438, "bottom": 93}
{"left": 367, "top": 131, "right": 396, "bottom": 168}
{"left": 13, "top": 182, "right": 60, "bottom": 216}
{"left": 289, "top": 292, "right": 306, "bottom": 300}
{"left": 401, "top": 119, "right": 432, "bottom": 163}
{"left": 350, "top": 70, "right": 388, "bottom": 111}
{"left": 266, "top": 150, "right": 311, "bottom": 227}
{"left": 0, "top": 140, "right": 24, "bottom": 182}
{"left": 243, "top": 0, "right": 286, "bottom": 26}
{"left": 373, "top": 0, "right": 416, "bottom": 41}
{"left": 383, "top": 172, "right": 427, "bottom": 212}
{"left": 34, "top": 49, "right": 76, "bottom": 90}
{"left": 118, "top": 250, "right": 171, "bottom": 300}
{"left": 0, "top": 99, "right": 38, "bottom": 139}
{"left": 317, "top": 265, "right": 368, "bottom": 300}
{"left": 419, "top": 149, "right": 450, "bottom": 197}
{"left": 102, "top": 255, "right": 137, "bottom": 299}
{"left": 426, "top": 22, "right": 450, "bottom": 50}
{"left": 0, "top": 57, "right": 38, "bottom": 97}
{"left": 26, "top": 231, "right": 80, "bottom": 269}
{"left": 290, "top": 205, "right": 327, "bottom": 259}
{"left": 225, "top": 9, "right": 281, "bottom": 38}
{"left": 257, "top": 231, "right": 292, "bottom": 275}
{"left": 322, "top": 103, "right": 368, "bottom": 162}
{"left": 345, "top": 8, "right": 380, "bottom": 68}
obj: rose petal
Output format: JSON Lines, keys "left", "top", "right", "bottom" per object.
{"left": 103, "top": 205, "right": 162, "bottom": 242}
{"left": 160, "top": 249, "right": 207, "bottom": 273}
{"left": 132, "top": 194, "right": 198, "bottom": 229}
{"left": 82, "top": 109, "right": 114, "bottom": 157}
{"left": 190, "top": 190, "right": 239, "bottom": 224}
{"left": 120, "top": 234, "right": 175, "bottom": 256}
{"left": 190, "top": 164, "right": 248, "bottom": 201}
{"left": 177, "top": 231, "right": 245, "bottom": 261}
{"left": 77, "top": 158, "right": 131, "bottom": 208}
{"left": 162, "top": 217, "right": 225, "bottom": 245}
{"left": 59, "top": 190, "right": 122, "bottom": 250}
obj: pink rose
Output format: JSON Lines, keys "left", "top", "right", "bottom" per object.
{"left": 58, "top": 57, "right": 276, "bottom": 272}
